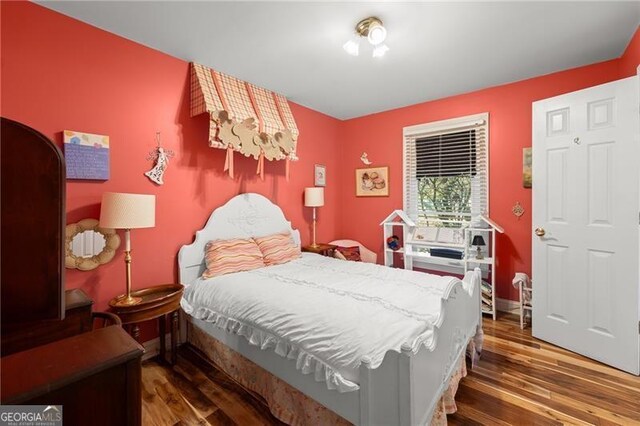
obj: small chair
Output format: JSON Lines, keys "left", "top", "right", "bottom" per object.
{"left": 512, "top": 273, "right": 532, "bottom": 329}
{"left": 329, "top": 239, "right": 377, "bottom": 264}
{"left": 92, "top": 311, "right": 122, "bottom": 329}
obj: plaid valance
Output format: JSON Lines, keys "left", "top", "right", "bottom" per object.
{"left": 190, "top": 63, "right": 299, "bottom": 179}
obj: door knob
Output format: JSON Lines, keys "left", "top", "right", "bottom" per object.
{"left": 535, "top": 227, "right": 546, "bottom": 237}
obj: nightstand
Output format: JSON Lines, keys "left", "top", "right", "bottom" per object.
{"left": 109, "top": 283, "right": 183, "bottom": 365}
{"left": 302, "top": 243, "right": 338, "bottom": 257}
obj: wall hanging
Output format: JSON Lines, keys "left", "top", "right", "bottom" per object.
{"left": 314, "top": 164, "right": 326, "bottom": 186}
{"left": 356, "top": 166, "right": 389, "bottom": 197}
{"left": 63, "top": 130, "right": 110, "bottom": 180}
{"left": 523, "top": 147, "right": 532, "bottom": 188}
{"left": 512, "top": 201, "right": 525, "bottom": 218}
{"left": 145, "top": 132, "right": 174, "bottom": 185}
{"left": 65, "top": 218, "right": 120, "bottom": 271}
{"left": 190, "top": 63, "right": 299, "bottom": 180}
{"left": 360, "top": 152, "right": 372, "bottom": 165}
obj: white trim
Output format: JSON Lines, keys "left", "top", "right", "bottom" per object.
{"left": 403, "top": 113, "right": 487, "bottom": 138}
{"left": 495, "top": 297, "right": 520, "bottom": 313}
{"left": 402, "top": 112, "right": 490, "bottom": 219}
{"left": 402, "top": 134, "right": 409, "bottom": 213}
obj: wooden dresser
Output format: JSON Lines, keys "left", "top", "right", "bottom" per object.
{"left": 1, "top": 326, "right": 143, "bottom": 425}
{"left": 1, "top": 289, "right": 93, "bottom": 357}
{"left": 0, "top": 117, "right": 144, "bottom": 426}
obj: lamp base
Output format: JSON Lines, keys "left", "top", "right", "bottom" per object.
{"left": 475, "top": 246, "right": 484, "bottom": 260}
{"left": 309, "top": 242, "right": 320, "bottom": 248}
{"left": 112, "top": 294, "right": 142, "bottom": 307}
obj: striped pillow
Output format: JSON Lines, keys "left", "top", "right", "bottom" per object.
{"left": 202, "top": 238, "right": 265, "bottom": 279}
{"left": 254, "top": 232, "right": 300, "bottom": 266}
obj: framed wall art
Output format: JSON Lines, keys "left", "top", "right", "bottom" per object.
{"left": 523, "top": 147, "right": 532, "bottom": 188}
{"left": 63, "top": 130, "right": 110, "bottom": 180}
{"left": 314, "top": 164, "right": 326, "bottom": 186}
{"left": 355, "top": 166, "right": 389, "bottom": 197}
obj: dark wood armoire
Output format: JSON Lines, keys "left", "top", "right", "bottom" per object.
{"left": 0, "top": 117, "right": 144, "bottom": 425}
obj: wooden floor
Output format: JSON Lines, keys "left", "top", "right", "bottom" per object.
{"left": 142, "top": 314, "right": 640, "bottom": 425}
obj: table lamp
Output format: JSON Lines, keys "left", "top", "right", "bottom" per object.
{"left": 304, "top": 187, "right": 324, "bottom": 248}
{"left": 100, "top": 192, "right": 156, "bottom": 306}
{"left": 472, "top": 235, "right": 486, "bottom": 260}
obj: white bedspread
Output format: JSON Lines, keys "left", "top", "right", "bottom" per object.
{"left": 182, "top": 253, "right": 476, "bottom": 393}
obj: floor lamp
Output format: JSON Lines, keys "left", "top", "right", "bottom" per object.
{"left": 99, "top": 192, "right": 156, "bottom": 307}
{"left": 304, "top": 187, "right": 324, "bottom": 248}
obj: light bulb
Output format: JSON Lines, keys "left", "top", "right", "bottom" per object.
{"left": 367, "top": 23, "right": 387, "bottom": 45}
{"left": 372, "top": 43, "right": 389, "bottom": 58}
{"left": 343, "top": 39, "right": 360, "bottom": 56}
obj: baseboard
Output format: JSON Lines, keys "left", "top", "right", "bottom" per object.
{"left": 142, "top": 333, "right": 172, "bottom": 361}
{"left": 495, "top": 297, "right": 520, "bottom": 313}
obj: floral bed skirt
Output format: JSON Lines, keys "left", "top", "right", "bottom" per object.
{"left": 189, "top": 323, "right": 475, "bottom": 426}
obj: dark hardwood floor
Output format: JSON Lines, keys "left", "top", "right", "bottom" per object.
{"left": 142, "top": 315, "right": 640, "bottom": 425}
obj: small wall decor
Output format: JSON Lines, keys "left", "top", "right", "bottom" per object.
{"left": 63, "top": 130, "right": 110, "bottom": 180}
{"left": 145, "top": 132, "right": 174, "bottom": 185}
{"left": 523, "top": 147, "right": 532, "bottom": 188}
{"left": 65, "top": 218, "right": 120, "bottom": 271}
{"left": 360, "top": 152, "right": 372, "bottom": 165}
{"left": 191, "top": 63, "right": 299, "bottom": 180}
{"left": 356, "top": 166, "right": 389, "bottom": 197}
{"left": 314, "top": 164, "right": 326, "bottom": 187}
{"left": 512, "top": 201, "right": 525, "bottom": 218}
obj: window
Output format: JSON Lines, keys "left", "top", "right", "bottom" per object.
{"left": 403, "top": 113, "right": 488, "bottom": 227}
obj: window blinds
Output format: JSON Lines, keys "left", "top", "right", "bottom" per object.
{"left": 415, "top": 130, "right": 477, "bottom": 178}
{"left": 403, "top": 115, "right": 488, "bottom": 222}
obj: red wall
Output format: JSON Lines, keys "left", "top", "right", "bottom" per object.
{"left": 338, "top": 44, "right": 639, "bottom": 300}
{"left": 619, "top": 25, "right": 640, "bottom": 77}
{"left": 0, "top": 2, "right": 342, "bottom": 339}
{"left": 1, "top": 2, "right": 639, "bottom": 322}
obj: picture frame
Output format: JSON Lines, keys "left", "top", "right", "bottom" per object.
{"left": 63, "top": 130, "right": 110, "bottom": 180}
{"left": 314, "top": 164, "right": 326, "bottom": 186}
{"left": 355, "top": 166, "right": 389, "bottom": 197}
{"left": 523, "top": 147, "right": 532, "bottom": 188}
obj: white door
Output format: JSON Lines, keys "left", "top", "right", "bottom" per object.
{"left": 532, "top": 76, "right": 640, "bottom": 375}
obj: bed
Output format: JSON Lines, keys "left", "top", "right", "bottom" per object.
{"left": 178, "top": 193, "right": 482, "bottom": 425}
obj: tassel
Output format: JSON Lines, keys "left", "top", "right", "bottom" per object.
{"left": 286, "top": 157, "right": 290, "bottom": 182}
{"left": 224, "top": 146, "right": 234, "bottom": 179}
{"left": 256, "top": 153, "right": 265, "bottom": 180}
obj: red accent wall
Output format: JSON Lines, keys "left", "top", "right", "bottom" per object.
{"left": 619, "top": 26, "right": 640, "bottom": 77}
{"left": 1, "top": 2, "right": 638, "bottom": 321}
{"left": 1, "top": 2, "right": 341, "bottom": 340}
{"left": 337, "top": 57, "right": 638, "bottom": 300}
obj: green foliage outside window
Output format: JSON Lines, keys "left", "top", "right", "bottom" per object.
{"left": 417, "top": 176, "right": 471, "bottom": 227}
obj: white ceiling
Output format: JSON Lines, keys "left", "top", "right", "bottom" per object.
{"left": 38, "top": 1, "right": 639, "bottom": 120}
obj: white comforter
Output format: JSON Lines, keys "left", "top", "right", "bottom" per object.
{"left": 181, "top": 253, "right": 475, "bottom": 393}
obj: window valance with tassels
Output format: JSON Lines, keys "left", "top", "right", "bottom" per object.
{"left": 190, "top": 62, "right": 299, "bottom": 179}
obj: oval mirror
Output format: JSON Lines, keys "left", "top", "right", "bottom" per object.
{"left": 65, "top": 218, "right": 120, "bottom": 271}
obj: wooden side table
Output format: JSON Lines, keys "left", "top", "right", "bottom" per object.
{"left": 302, "top": 243, "right": 338, "bottom": 257}
{"left": 109, "top": 284, "right": 183, "bottom": 365}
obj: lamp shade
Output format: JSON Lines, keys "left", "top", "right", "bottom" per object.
{"left": 304, "top": 187, "right": 324, "bottom": 207}
{"left": 99, "top": 192, "right": 156, "bottom": 229}
{"left": 471, "top": 235, "right": 486, "bottom": 246}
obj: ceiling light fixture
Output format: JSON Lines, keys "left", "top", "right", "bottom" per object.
{"left": 343, "top": 17, "right": 389, "bottom": 58}
{"left": 343, "top": 37, "right": 360, "bottom": 57}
